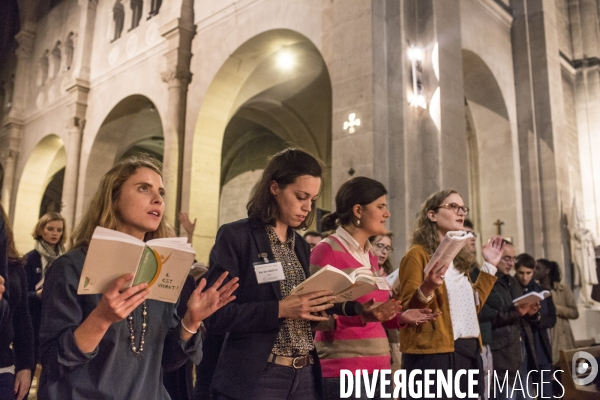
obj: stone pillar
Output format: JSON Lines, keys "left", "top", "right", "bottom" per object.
{"left": 121, "top": 0, "right": 133, "bottom": 32}
{"left": 511, "top": 0, "right": 566, "bottom": 262}
{"left": 3, "top": 27, "right": 35, "bottom": 217}
{"left": 160, "top": 9, "right": 195, "bottom": 228}
{"left": 61, "top": 117, "right": 85, "bottom": 232}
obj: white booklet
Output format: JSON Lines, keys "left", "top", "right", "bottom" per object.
{"left": 513, "top": 290, "right": 551, "bottom": 306}
{"left": 424, "top": 230, "right": 474, "bottom": 274}
{"left": 77, "top": 227, "right": 196, "bottom": 303}
{"left": 292, "top": 265, "right": 389, "bottom": 302}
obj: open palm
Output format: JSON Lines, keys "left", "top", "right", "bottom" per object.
{"left": 482, "top": 236, "right": 505, "bottom": 266}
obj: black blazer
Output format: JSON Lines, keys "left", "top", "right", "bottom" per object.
{"left": 203, "top": 218, "right": 322, "bottom": 400}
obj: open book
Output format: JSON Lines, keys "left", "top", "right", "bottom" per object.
{"left": 291, "top": 265, "right": 388, "bottom": 302}
{"left": 424, "top": 230, "right": 474, "bottom": 274}
{"left": 513, "top": 290, "right": 551, "bottom": 306}
{"left": 77, "top": 227, "right": 196, "bottom": 303}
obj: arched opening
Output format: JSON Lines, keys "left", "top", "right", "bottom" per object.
{"left": 190, "top": 29, "right": 332, "bottom": 261}
{"left": 462, "top": 50, "right": 519, "bottom": 245}
{"left": 13, "top": 135, "right": 66, "bottom": 251}
{"left": 81, "top": 95, "right": 163, "bottom": 217}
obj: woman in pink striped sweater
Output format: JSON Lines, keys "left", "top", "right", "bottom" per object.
{"left": 310, "top": 177, "right": 438, "bottom": 400}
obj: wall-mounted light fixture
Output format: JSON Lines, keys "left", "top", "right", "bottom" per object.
{"left": 277, "top": 49, "right": 294, "bottom": 70}
{"left": 408, "top": 45, "right": 427, "bottom": 109}
{"left": 343, "top": 113, "right": 360, "bottom": 134}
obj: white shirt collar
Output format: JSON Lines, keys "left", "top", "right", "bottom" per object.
{"left": 335, "top": 226, "right": 373, "bottom": 254}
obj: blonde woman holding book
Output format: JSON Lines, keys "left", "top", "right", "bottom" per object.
{"left": 37, "top": 155, "right": 239, "bottom": 400}
{"left": 396, "top": 189, "right": 504, "bottom": 400}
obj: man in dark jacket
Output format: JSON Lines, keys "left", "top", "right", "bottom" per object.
{"left": 514, "top": 254, "right": 556, "bottom": 399}
{"left": 481, "top": 241, "right": 538, "bottom": 400}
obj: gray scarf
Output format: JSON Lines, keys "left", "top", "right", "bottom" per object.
{"left": 34, "top": 240, "right": 65, "bottom": 290}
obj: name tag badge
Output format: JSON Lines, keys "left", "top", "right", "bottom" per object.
{"left": 374, "top": 277, "right": 390, "bottom": 290}
{"left": 474, "top": 291, "right": 480, "bottom": 306}
{"left": 253, "top": 261, "right": 285, "bottom": 284}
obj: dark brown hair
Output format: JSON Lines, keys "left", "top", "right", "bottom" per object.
{"left": 1, "top": 203, "right": 25, "bottom": 266}
{"left": 246, "top": 148, "right": 323, "bottom": 230}
{"left": 515, "top": 253, "right": 536, "bottom": 270}
{"left": 537, "top": 258, "right": 561, "bottom": 285}
{"left": 321, "top": 176, "right": 387, "bottom": 231}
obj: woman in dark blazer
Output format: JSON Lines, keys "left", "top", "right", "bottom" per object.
{"left": 203, "top": 148, "right": 336, "bottom": 400}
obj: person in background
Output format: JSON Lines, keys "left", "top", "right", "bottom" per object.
{"left": 303, "top": 231, "right": 322, "bottom": 251}
{"left": 178, "top": 212, "right": 197, "bottom": 245}
{"left": 24, "top": 212, "right": 67, "bottom": 365}
{"left": 464, "top": 218, "right": 494, "bottom": 400}
{"left": 535, "top": 259, "right": 578, "bottom": 366}
{"left": 313, "top": 177, "right": 437, "bottom": 400}
{"left": 369, "top": 232, "right": 403, "bottom": 392}
{"left": 485, "top": 241, "right": 538, "bottom": 400}
{"left": 514, "top": 254, "right": 556, "bottom": 399}
{"left": 203, "top": 148, "right": 336, "bottom": 400}
{"left": 396, "top": 189, "right": 503, "bottom": 400}
{"left": 37, "top": 155, "right": 238, "bottom": 399}
{"left": 0, "top": 205, "right": 35, "bottom": 400}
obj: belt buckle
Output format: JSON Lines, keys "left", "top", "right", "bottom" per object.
{"left": 292, "top": 356, "right": 304, "bottom": 369}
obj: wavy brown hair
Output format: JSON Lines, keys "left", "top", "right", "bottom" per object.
{"left": 247, "top": 148, "right": 323, "bottom": 230}
{"left": 33, "top": 212, "right": 67, "bottom": 248}
{"left": 71, "top": 154, "right": 172, "bottom": 248}
{"left": 1, "top": 203, "right": 25, "bottom": 266}
{"left": 411, "top": 189, "right": 474, "bottom": 273}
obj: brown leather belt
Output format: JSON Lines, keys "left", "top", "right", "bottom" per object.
{"left": 267, "top": 353, "right": 314, "bottom": 369}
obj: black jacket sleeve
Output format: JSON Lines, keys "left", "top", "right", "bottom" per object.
{"left": 203, "top": 224, "right": 282, "bottom": 334}
{"left": 12, "top": 266, "right": 35, "bottom": 372}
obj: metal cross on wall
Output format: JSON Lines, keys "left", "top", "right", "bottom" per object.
{"left": 493, "top": 219, "right": 504, "bottom": 236}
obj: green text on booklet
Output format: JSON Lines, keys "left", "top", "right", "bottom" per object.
{"left": 77, "top": 226, "right": 196, "bottom": 303}
{"left": 292, "top": 265, "right": 388, "bottom": 303}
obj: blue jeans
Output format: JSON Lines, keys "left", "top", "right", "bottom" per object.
{"left": 0, "top": 373, "right": 14, "bottom": 400}
{"left": 323, "top": 375, "right": 382, "bottom": 400}
{"left": 214, "top": 363, "right": 320, "bottom": 400}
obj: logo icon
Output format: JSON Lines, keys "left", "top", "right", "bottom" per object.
{"left": 572, "top": 351, "right": 598, "bottom": 385}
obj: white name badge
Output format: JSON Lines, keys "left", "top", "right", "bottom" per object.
{"left": 375, "top": 277, "right": 390, "bottom": 290}
{"left": 253, "top": 262, "right": 285, "bottom": 284}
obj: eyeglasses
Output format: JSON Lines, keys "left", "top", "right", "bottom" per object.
{"left": 501, "top": 256, "right": 517, "bottom": 263}
{"left": 435, "top": 203, "right": 469, "bottom": 216}
{"left": 374, "top": 243, "right": 394, "bottom": 253}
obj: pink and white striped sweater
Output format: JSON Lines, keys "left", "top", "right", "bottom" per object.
{"left": 310, "top": 235, "right": 404, "bottom": 378}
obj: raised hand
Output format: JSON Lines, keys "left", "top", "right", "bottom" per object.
{"left": 278, "top": 290, "right": 336, "bottom": 321}
{"left": 177, "top": 212, "right": 197, "bottom": 236}
{"left": 421, "top": 261, "right": 450, "bottom": 296}
{"left": 94, "top": 273, "right": 149, "bottom": 324}
{"left": 482, "top": 236, "right": 505, "bottom": 266}
{"left": 183, "top": 272, "right": 239, "bottom": 330}
{"left": 360, "top": 299, "right": 401, "bottom": 323}
{"left": 398, "top": 308, "right": 441, "bottom": 326}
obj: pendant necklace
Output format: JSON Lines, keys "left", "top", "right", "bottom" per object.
{"left": 127, "top": 301, "right": 147, "bottom": 355}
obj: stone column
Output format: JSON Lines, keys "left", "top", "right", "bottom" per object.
{"left": 61, "top": 117, "right": 85, "bottom": 232}
{"left": 511, "top": 0, "right": 567, "bottom": 262}
{"left": 3, "top": 27, "right": 35, "bottom": 217}
{"left": 160, "top": 11, "right": 195, "bottom": 228}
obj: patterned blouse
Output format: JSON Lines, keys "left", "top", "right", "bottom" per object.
{"left": 266, "top": 225, "right": 314, "bottom": 357}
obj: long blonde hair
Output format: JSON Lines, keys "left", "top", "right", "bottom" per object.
{"left": 411, "top": 189, "right": 474, "bottom": 273}
{"left": 70, "top": 155, "right": 172, "bottom": 248}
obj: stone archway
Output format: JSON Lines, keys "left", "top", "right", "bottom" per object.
{"left": 81, "top": 95, "right": 163, "bottom": 216}
{"left": 189, "top": 29, "right": 332, "bottom": 261}
{"left": 13, "top": 134, "right": 66, "bottom": 251}
{"left": 462, "top": 50, "right": 520, "bottom": 245}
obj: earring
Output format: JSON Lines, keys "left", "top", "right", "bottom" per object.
{"left": 357, "top": 219, "right": 361, "bottom": 226}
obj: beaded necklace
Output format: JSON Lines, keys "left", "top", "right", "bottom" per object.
{"left": 127, "top": 301, "right": 147, "bottom": 355}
